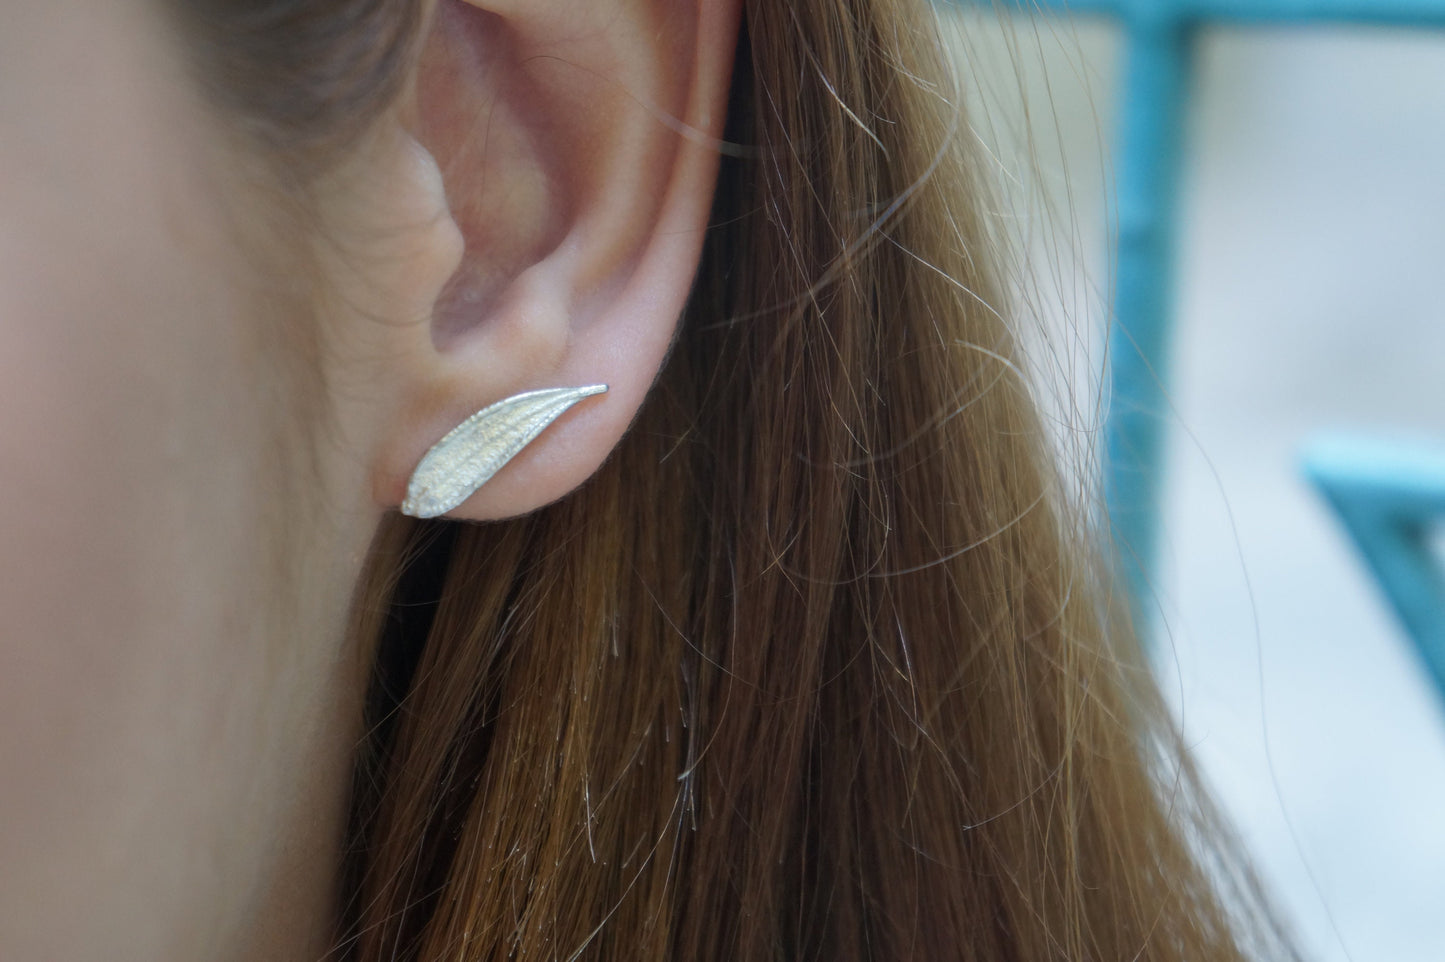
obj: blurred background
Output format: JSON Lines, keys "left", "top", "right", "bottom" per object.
{"left": 937, "top": 5, "right": 1445, "bottom": 960}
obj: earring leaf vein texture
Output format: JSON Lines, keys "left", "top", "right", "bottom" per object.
{"left": 401, "top": 384, "right": 609, "bottom": 519}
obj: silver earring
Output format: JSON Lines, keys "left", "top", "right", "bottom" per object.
{"left": 401, "top": 384, "right": 608, "bottom": 519}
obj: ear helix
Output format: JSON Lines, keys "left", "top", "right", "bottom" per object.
{"left": 400, "top": 384, "right": 608, "bottom": 518}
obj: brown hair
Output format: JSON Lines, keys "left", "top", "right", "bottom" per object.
{"left": 169, "top": 0, "right": 425, "bottom": 174}
{"left": 179, "top": 1, "right": 1296, "bottom": 959}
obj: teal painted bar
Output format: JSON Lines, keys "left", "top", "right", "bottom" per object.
{"left": 954, "top": 0, "right": 1445, "bottom": 648}
{"left": 1104, "top": 15, "right": 1190, "bottom": 623}
{"left": 1015, "top": 0, "right": 1445, "bottom": 24}
{"left": 1305, "top": 438, "right": 1445, "bottom": 712}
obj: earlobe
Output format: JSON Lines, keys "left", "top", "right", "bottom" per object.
{"left": 365, "top": 0, "right": 740, "bottom": 522}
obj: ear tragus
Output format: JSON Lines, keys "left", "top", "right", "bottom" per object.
{"left": 412, "top": 0, "right": 568, "bottom": 350}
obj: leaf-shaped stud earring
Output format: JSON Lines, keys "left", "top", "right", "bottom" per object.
{"left": 401, "top": 384, "right": 608, "bottom": 519}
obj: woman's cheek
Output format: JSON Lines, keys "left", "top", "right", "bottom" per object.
{"left": 0, "top": 2, "right": 302, "bottom": 956}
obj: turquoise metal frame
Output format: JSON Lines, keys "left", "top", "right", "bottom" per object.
{"left": 1305, "top": 439, "right": 1445, "bottom": 710}
{"left": 962, "top": 0, "right": 1445, "bottom": 648}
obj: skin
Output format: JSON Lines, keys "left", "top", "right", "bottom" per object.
{"left": 0, "top": 2, "right": 446, "bottom": 958}
{"left": 0, "top": 0, "right": 738, "bottom": 959}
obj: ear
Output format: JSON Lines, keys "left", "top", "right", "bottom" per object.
{"left": 365, "top": 0, "right": 741, "bottom": 520}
